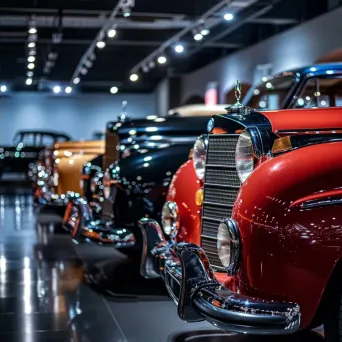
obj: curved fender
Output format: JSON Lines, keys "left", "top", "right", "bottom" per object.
{"left": 232, "top": 141, "right": 342, "bottom": 329}
{"left": 167, "top": 159, "right": 202, "bottom": 245}
{"left": 115, "top": 143, "right": 193, "bottom": 226}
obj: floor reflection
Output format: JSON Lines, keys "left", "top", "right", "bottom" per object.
{"left": 0, "top": 191, "right": 325, "bottom": 342}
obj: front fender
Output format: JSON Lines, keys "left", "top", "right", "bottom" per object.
{"left": 114, "top": 143, "right": 193, "bottom": 228}
{"left": 232, "top": 141, "right": 342, "bottom": 329}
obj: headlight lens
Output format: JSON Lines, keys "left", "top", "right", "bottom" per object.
{"left": 235, "top": 131, "right": 254, "bottom": 183}
{"left": 161, "top": 201, "right": 180, "bottom": 236}
{"left": 193, "top": 136, "right": 207, "bottom": 180}
{"left": 103, "top": 170, "right": 111, "bottom": 199}
{"left": 217, "top": 219, "right": 241, "bottom": 275}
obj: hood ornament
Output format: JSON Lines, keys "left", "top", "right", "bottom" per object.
{"left": 226, "top": 80, "right": 253, "bottom": 117}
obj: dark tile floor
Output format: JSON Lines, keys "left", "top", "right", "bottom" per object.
{"left": 0, "top": 185, "right": 326, "bottom": 341}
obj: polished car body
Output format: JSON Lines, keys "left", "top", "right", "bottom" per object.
{"left": 166, "top": 62, "right": 342, "bottom": 250}
{"left": 0, "top": 130, "right": 70, "bottom": 178}
{"left": 140, "top": 104, "right": 342, "bottom": 337}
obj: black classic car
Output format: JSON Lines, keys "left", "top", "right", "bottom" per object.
{"left": 64, "top": 105, "right": 228, "bottom": 249}
{"left": 0, "top": 130, "right": 70, "bottom": 179}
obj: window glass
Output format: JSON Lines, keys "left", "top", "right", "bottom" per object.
{"left": 244, "top": 76, "right": 296, "bottom": 110}
{"left": 294, "top": 76, "right": 342, "bottom": 108}
{"left": 20, "top": 133, "right": 35, "bottom": 146}
{"left": 40, "top": 135, "right": 55, "bottom": 146}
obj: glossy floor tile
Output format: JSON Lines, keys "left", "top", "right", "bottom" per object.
{"left": 0, "top": 186, "right": 325, "bottom": 342}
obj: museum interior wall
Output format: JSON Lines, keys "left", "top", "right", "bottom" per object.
{"left": 180, "top": 5, "right": 342, "bottom": 103}
{"left": 0, "top": 92, "right": 156, "bottom": 144}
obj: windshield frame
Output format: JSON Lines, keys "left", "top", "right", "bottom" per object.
{"left": 242, "top": 72, "right": 299, "bottom": 110}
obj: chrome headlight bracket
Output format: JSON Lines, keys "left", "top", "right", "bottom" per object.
{"left": 217, "top": 218, "right": 241, "bottom": 276}
{"left": 161, "top": 201, "right": 180, "bottom": 238}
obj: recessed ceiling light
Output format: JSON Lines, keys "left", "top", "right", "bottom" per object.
{"left": 96, "top": 41, "right": 106, "bottom": 49}
{"left": 157, "top": 56, "right": 167, "bottom": 64}
{"left": 73, "top": 77, "right": 80, "bottom": 85}
{"left": 130, "top": 74, "right": 138, "bottom": 82}
{"left": 28, "top": 56, "right": 35, "bottom": 63}
{"left": 194, "top": 33, "right": 203, "bottom": 41}
{"left": 27, "top": 71, "right": 33, "bottom": 77}
{"left": 175, "top": 44, "right": 184, "bottom": 53}
{"left": 28, "top": 27, "right": 37, "bottom": 34}
{"left": 53, "top": 85, "right": 61, "bottom": 94}
{"left": 224, "top": 13, "right": 234, "bottom": 21}
{"left": 26, "top": 78, "right": 33, "bottom": 85}
{"left": 0, "top": 85, "right": 7, "bottom": 92}
{"left": 201, "top": 28, "right": 210, "bottom": 36}
{"left": 27, "top": 63, "right": 35, "bottom": 70}
{"left": 65, "top": 86, "right": 72, "bottom": 94}
{"left": 110, "top": 86, "right": 119, "bottom": 94}
{"left": 28, "top": 42, "right": 35, "bottom": 48}
{"left": 107, "top": 29, "right": 117, "bottom": 38}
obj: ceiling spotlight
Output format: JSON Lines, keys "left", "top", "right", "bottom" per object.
{"left": 26, "top": 78, "right": 33, "bottom": 85}
{"left": 123, "top": 7, "right": 131, "bottom": 17}
{"left": 194, "top": 32, "right": 203, "bottom": 41}
{"left": 224, "top": 13, "right": 234, "bottom": 21}
{"left": 85, "top": 60, "right": 93, "bottom": 68}
{"left": 27, "top": 63, "right": 35, "bottom": 70}
{"left": 175, "top": 44, "right": 184, "bottom": 53}
{"left": 110, "top": 86, "right": 119, "bottom": 94}
{"left": 201, "top": 28, "right": 210, "bottom": 36}
{"left": 28, "top": 56, "right": 35, "bottom": 63}
{"left": 149, "top": 61, "right": 155, "bottom": 69}
{"left": 157, "top": 56, "right": 167, "bottom": 64}
{"left": 130, "top": 74, "right": 138, "bottom": 82}
{"left": 53, "top": 85, "right": 61, "bottom": 94}
{"left": 96, "top": 41, "right": 106, "bottom": 49}
{"left": 27, "top": 71, "right": 33, "bottom": 77}
{"left": 28, "top": 27, "right": 37, "bottom": 34}
{"left": 73, "top": 77, "right": 80, "bottom": 85}
{"left": 28, "top": 50, "right": 36, "bottom": 56}
{"left": 0, "top": 85, "right": 7, "bottom": 93}
{"left": 142, "top": 65, "right": 149, "bottom": 73}
{"left": 65, "top": 86, "right": 72, "bottom": 94}
{"left": 28, "top": 42, "right": 35, "bottom": 48}
{"left": 80, "top": 68, "right": 88, "bottom": 75}
{"left": 89, "top": 53, "right": 96, "bottom": 61}
{"left": 107, "top": 29, "right": 117, "bottom": 38}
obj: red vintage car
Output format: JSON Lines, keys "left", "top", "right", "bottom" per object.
{"left": 139, "top": 102, "right": 342, "bottom": 338}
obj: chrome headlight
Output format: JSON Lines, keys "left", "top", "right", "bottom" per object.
{"left": 103, "top": 170, "right": 111, "bottom": 199}
{"left": 193, "top": 136, "right": 207, "bottom": 180}
{"left": 161, "top": 201, "right": 180, "bottom": 236}
{"left": 90, "top": 176, "right": 97, "bottom": 193}
{"left": 217, "top": 219, "right": 241, "bottom": 275}
{"left": 235, "top": 130, "right": 255, "bottom": 183}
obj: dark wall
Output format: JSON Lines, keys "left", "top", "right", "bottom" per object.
{"left": 0, "top": 92, "right": 156, "bottom": 144}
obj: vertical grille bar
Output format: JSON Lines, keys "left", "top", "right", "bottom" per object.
{"left": 201, "top": 134, "right": 241, "bottom": 270}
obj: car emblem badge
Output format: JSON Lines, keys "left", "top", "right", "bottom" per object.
{"left": 207, "top": 118, "right": 214, "bottom": 133}
{"left": 225, "top": 80, "right": 253, "bottom": 117}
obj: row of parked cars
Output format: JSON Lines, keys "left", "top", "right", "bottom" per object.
{"left": 4, "top": 63, "right": 342, "bottom": 340}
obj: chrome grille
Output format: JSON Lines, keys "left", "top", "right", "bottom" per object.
{"left": 201, "top": 134, "right": 241, "bottom": 271}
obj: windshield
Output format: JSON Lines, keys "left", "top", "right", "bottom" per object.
{"left": 243, "top": 75, "right": 297, "bottom": 110}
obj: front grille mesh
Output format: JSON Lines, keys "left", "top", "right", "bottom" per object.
{"left": 201, "top": 134, "right": 241, "bottom": 271}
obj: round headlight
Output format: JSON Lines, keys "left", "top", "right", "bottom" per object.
{"left": 103, "top": 170, "right": 111, "bottom": 199}
{"left": 235, "top": 131, "right": 255, "bottom": 183}
{"left": 217, "top": 219, "right": 241, "bottom": 275}
{"left": 193, "top": 136, "right": 207, "bottom": 180}
{"left": 161, "top": 201, "right": 180, "bottom": 236}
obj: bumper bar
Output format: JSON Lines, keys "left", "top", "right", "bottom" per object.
{"left": 64, "top": 197, "right": 135, "bottom": 248}
{"left": 139, "top": 218, "right": 301, "bottom": 335}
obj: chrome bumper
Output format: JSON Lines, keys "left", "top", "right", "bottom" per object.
{"left": 64, "top": 197, "right": 135, "bottom": 248}
{"left": 139, "top": 218, "right": 301, "bottom": 335}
